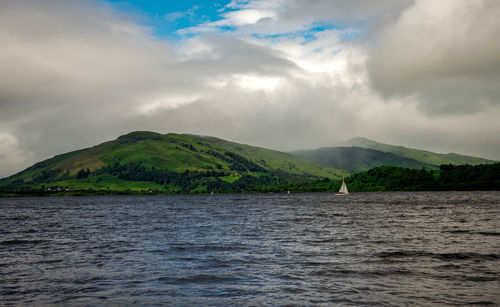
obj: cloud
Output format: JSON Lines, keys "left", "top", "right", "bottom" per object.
{"left": 0, "top": 0, "right": 499, "bottom": 178}
{"left": 0, "top": 131, "right": 27, "bottom": 177}
{"left": 223, "top": 0, "right": 412, "bottom": 35}
{"left": 0, "top": 0, "right": 301, "bottom": 176}
{"left": 368, "top": 0, "right": 500, "bottom": 113}
{"left": 164, "top": 11, "right": 185, "bottom": 22}
{"left": 180, "top": 0, "right": 411, "bottom": 36}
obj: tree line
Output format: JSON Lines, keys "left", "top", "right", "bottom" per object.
{"left": 2, "top": 161, "right": 499, "bottom": 196}
{"left": 346, "top": 163, "right": 500, "bottom": 191}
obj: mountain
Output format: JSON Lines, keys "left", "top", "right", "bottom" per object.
{"left": 292, "top": 146, "right": 437, "bottom": 173}
{"left": 0, "top": 131, "right": 346, "bottom": 195}
{"left": 339, "top": 137, "right": 496, "bottom": 166}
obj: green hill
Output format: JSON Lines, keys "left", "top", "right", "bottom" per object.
{"left": 339, "top": 137, "right": 496, "bottom": 166}
{"left": 292, "top": 146, "right": 437, "bottom": 173}
{"left": 0, "top": 131, "right": 346, "bottom": 195}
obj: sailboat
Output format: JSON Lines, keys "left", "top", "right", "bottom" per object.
{"left": 336, "top": 177, "right": 349, "bottom": 196}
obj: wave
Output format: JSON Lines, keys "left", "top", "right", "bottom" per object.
{"left": 310, "top": 268, "right": 413, "bottom": 277}
{"left": 305, "top": 238, "right": 348, "bottom": 244}
{"left": 158, "top": 274, "right": 240, "bottom": 284}
{"left": 442, "top": 230, "right": 500, "bottom": 236}
{"left": 477, "top": 231, "right": 500, "bottom": 236}
{"left": 0, "top": 239, "right": 46, "bottom": 245}
{"left": 3, "top": 216, "right": 30, "bottom": 221}
{"left": 168, "top": 243, "right": 246, "bottom": 252}
{"left": 443, "top": 229, "right": 471, "bottom": 234}
{"left": 375, "top": 250, "right": 500, "bottom": 261}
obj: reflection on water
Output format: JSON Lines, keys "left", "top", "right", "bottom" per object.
{"left": 1, "top": 192, "right": 499, "bottom": 305}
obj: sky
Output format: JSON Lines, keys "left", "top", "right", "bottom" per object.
{"left": 1, "top": 0, "right": 500, "bottom": 177}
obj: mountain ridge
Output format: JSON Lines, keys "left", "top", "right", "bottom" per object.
{"left": 339, "top": 137, "right": 495, "bottom": 166}
{"left": 292, "top": 146, "right": 438, "bottom": 173}
{"left": 0, "top": 131, "right": 347, "bottom": 194}
{"left": 1, "top": 132, "right": 495, "bottom": 195}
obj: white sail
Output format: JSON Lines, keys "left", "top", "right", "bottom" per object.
{"left": 338, "top": 178, "right": 349, "bottom": 194}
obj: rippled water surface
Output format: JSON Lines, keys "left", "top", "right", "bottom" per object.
{"left": 1, "top": 192, "right": 499, "bottom": 306}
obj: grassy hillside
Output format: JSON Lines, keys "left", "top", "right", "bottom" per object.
{"left": 0, "top": 131, "right": 346, "bottom": 195}
{"left": 188, "top": 134, "right": 342, "bottom": 178}
{"left": 339, "top": 137, "right": 496, "bottom": 166}
{"left": 292, "top": 146, "right": 437, "bottom": 173}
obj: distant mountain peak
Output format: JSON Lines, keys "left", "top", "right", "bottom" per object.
{"left": 339, "top": 137, "right": 495, "bottom": 166}
{"left": 293, "top": 136, "right": 496, "bottom": 173}
{"left": 117, "top": 131, "right": 164, "bottom": 143}
{"left": 347, "top": 136, "right": 371, "bottom": 142}
{"left": 344, "top": 137, "right": 377, "bottom": 144}
{"left": 334, "top": 137, "right": 380, "bottom": 148}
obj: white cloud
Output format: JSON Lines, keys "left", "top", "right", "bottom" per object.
{"left": 0, "top": 0, "right": 499, "bottom": 178}
{"left": 233, "top": 74, "right": 281, "bottom": 91}
{"left": 219, "top": 9, "right": 276, "bottom": 26}
{"left": 135, "top": 94, "right": 203, "bottom": 115}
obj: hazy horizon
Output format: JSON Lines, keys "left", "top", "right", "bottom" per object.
{"left": 1, "top": 0, "right": 500, "bottom": 177}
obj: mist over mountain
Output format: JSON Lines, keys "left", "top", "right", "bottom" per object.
{"left": 292, "top": 146, "right": 436, "bottom": 173}
{"left": 339, "top": 137, "right": 496, "bottom": 166}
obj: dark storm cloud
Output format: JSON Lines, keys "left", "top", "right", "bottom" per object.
{"left": 367, "top": 0, "right": 500, "bottom": 113}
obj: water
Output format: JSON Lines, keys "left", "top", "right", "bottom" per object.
{"left": 1, "top": 192, "right": 499, "bottom": 306}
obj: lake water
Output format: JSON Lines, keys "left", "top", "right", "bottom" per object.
{"left": 1, "top": 192, "right": 499, "bottom": 306}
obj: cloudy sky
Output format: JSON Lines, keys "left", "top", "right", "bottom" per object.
{"left": 1, "top": 0, "right": 500, "bottom": 177}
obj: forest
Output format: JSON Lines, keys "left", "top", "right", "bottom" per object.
{"left": 346, "top": 163, "right": 500, "bottom": 191}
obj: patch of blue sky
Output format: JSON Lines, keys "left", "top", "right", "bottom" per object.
{"left": 102, "top": 1, "right": 363, "bottom": 43}
{"left": 252, "top": 30, "right": 320, "bottom": 44}
{"left": 217, "top": 25, "right": 239, "bottom": 32}
{"left": 102, "top": 0, "right": 232, "bottom": 40}
{"left": 311, "top": 22, "right": 362, "bottom": 40}
{"left": 251, "top": 22, "right": 361, "bottom": 45}
{"left": 309, "top": 22, "right": 336, "bottom": 33}
{"left": 339, "top": 29, "right": 362, "bottom": 41}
